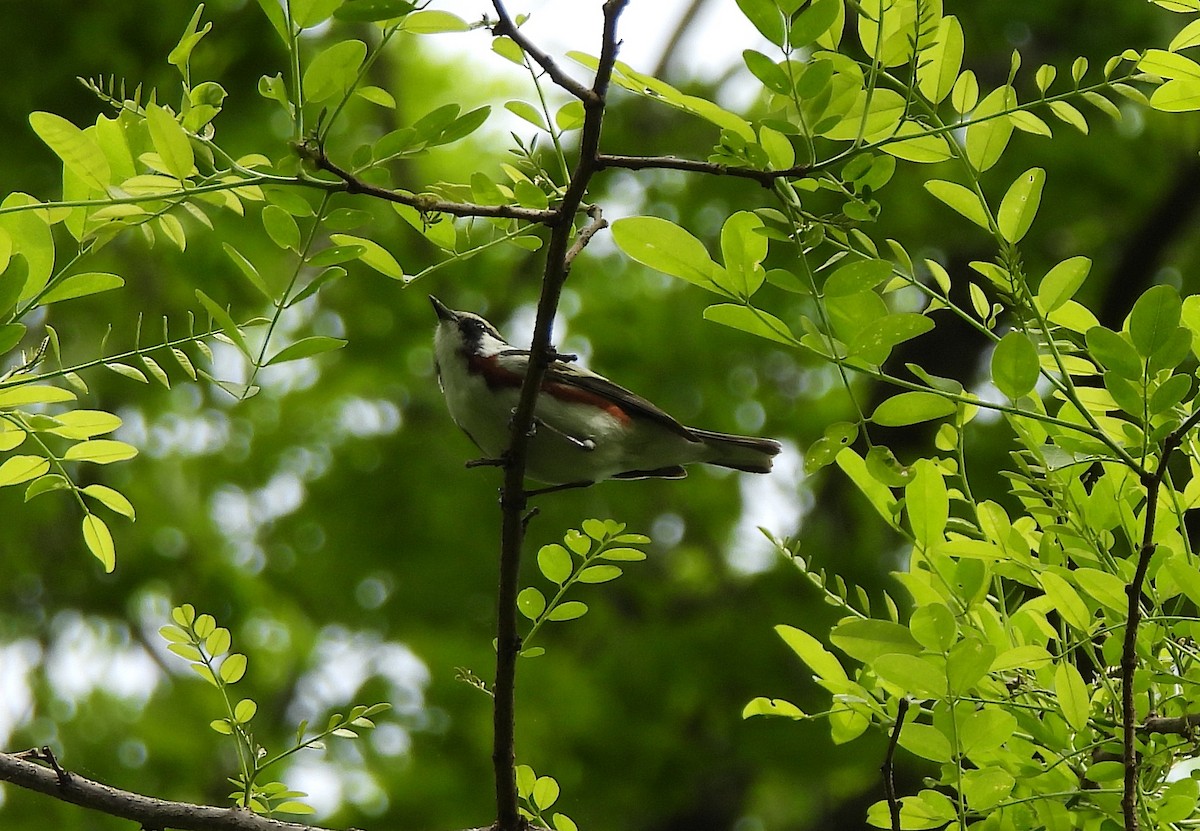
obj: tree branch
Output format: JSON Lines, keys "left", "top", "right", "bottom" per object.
{"left": 1140, "top": 713, "right": 1200, "bottom": 735}
{"left": 490, "top": 3, "right": 628, "bottom": 831}
{"left": 299, "top": 144, "right": 557, "bottom": 223}
{"left": 595, "top": 153, "right": 810, "bottom": 186}
{"left": 1122, "top": 408, "right": 1200, "bottom": 831}
{"left": 489, "top": 1, "right": 598, "bottom": 104}
{"left": 0, "top": 749, "right": 332, "bottom": 831}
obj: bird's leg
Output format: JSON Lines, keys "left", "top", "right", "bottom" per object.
{"left": 465, "top": 456, "right": 506, "bottom": 469}
{"left": 515, "top": 411, "right": 595, "bottom": 451}
{"left": 525, "top": 480, "right": 596, "bottom": 498}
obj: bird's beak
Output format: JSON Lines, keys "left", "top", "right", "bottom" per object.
{"left": 429, "top": 295, "right": 457, "bottom": 323}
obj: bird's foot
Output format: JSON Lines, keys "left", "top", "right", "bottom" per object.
{"left": 525, "top": 480, "right": 595, "bottom": 498}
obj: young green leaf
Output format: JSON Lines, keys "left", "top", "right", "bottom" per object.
{"left": 871, "top": 392, "right": 957, "bottom": 427}
{"left": 612, "top": 217, "right": 724, "bottom": 294}
{"left": 83, "top": 513, "right": 116, "bottom": 572}
{"left": 997, "top": 167, "right": 1046, "bottom": 243}
{"left": 991, "top": 330, "right": 1040, "bottom": 399}
{"left": 265, "top": 336, "right": 347, "bottom": 366}
{"left": 28, "top": 112, "right": 111, "bottom": 189}
{"left": 328, "top": 234, "right": 405, "bottom": 280}
{"left": 144, "top": 103, "right": 195, "bottom": 180}
{"left": 924, "top": 180, "right": 991, "bottom": 229}
{"left": 537, "top": 543, "right": 573, "bottom": 585}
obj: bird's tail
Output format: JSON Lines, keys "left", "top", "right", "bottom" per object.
{"left": 691, "top": 429, "right": 782, "bottom": 474}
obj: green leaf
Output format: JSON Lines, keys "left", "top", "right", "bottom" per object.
{"left": 790, "top": 0, "right": 840, "bottom": 48}
{"left": 1055, "top": 661, "right": 1090, "bottom": 731}
{"left": 0, "top": 455, "right": 50, "bottom": 486}
{"left": 220, "top": 653, "right": 248, "bottom": 683}
{"left": 517, "top": 587, "right": 546, "bottom": 620}
{"left": 196, "top": 290, "right": 251, "bottom": 357}
{"left": 265, "top": 336, "right": 347, "bottom": 366}
{"left": 743, "top": 50, "right": 791, "bottom": 94}
{"left": 719, "top": 211, "right": 767, "bottom": 297}
{"left": 896, "top": 722, "right": 952, "bottom": 763}
{"left": 40, "top": 272, "right": 124, "bottom": 305}
{"left": 328, "top": 234, "right": 405, "bottom": 280}
{"left": 600, "top": 547, "right": 647, "bottom": 562}
{"left": 908, "top": 603, "right": 957, "bottom": 652}
{"left": 0, "top": 324, "right": 24, "bottom": 356}
{"left": 872, "top": 654, "right": 946, "bottom": 696}
{"left": 0, "top": 384, "right": 77, "bottom": 408}
{"left": 829, "top": 618, "right": 921, "bottom": 663}
{"left": 223, "top": 243, "right": 273, "bottom": 302}
{"left": 547, "top": 601, "right": 588, "bottom": 622}
{"left": 848, "top": 313, "right": 934, "bottom": 362}
{"left": 537, "top": 543, "right": 573, "bottom": 585}
{"left": 275, "top": 802, "right": 315, "bottom": 815}
{"left": 1128, "top": 284, "right": 1182, "bottom": 358}
{"left": 917, "top": 16, "right": 964, "bottom": 104}
{"left": 1150, "top": 79, "right": 1200, "bottom": 112}
{"left": 63, "top": 439, "right": 138, "bottom": 464}
{"left": 400, "top": 10, "right": 470, "bottom": 33}
{"left": 303, "top": 40, "right": 367, "bottom": 102}
{"left": 735, "top": 0, "right": 784, "bottom": 46}
{"left": 1037, "top": 256, "right": 1091, "bottom": 312}
{"left": 1039, "top": 571, "right": 1092, "bottom": 631}
{"left": 776, "top": 624, "right": 846, "bottom": 682}
{"left": 823, "top": 258, "right": 892, "bottom": 297}
{"left": 82, "top": 484, "right": 136, "bottom": 519}
{"left": 261, "top": 204, "right": 300, "bottom": 251}
{"left": 925, "top": 180, "right": 990, "bottom": 229}
{"left": 946, "top": 638, "right": 995, "bottom": 693}
{"left": 872, "top": 392, "right": 956, "bottom": 427}
{"left": 703, "top": 304, "right": 795, "bottom": 345}
{"left": 991, "top": 330, "right": 1040, "bottom": 399}
{"left": 959, "top": 708, "right": 1017, "bottom": 759}
{"left": 144, "top": 103, "right": 195, "bottom": 180}
{"left": 906, "top": 459, "right": 949, "bottom": 549}
{"left": 965, "top": 86, "right": 1016, "bottom": 171}
{"left": 168, "top": 5, "right": 212, "bottom": 69}
{"left": 334, "top": 0, "right": 417, "bottom": 23}
{"left": 611, "top": 217, "right": 723, "bottom": 294}
{"left": 29, "top": 112, "right": 111, "bottom": 189}
{"left": 1086, "top": 326, "right": 1142, "bottom": 379}
{"left": 532, "top": 776, "right": 560, "bottom": 810}
{"left": 234, "top": 698, "right": 258, "bottom": 723}
{"left": 997, "top": 167, "right": 1045, "bottom": 243}
{"left": 577, "top": 565, "right": 622, "bottom": 583}
{"left": 291, "top": 0, "right": 343, "bottom": 28}
{"left": 742, "top": 697, "right": 806, "bottom": 719}
{"left": 505, "top": 100, "right": 546, "bottom": 130}
{"left": 83, "top": 513, "right": 115, "bottom": 572}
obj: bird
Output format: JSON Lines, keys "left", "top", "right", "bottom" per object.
{"left": 430, "top": 295, "right": 781, "bottom": 492}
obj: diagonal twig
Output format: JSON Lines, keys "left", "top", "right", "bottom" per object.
{"left": 490, "top": 1, "right": 598, "bottom": 104}
{"left": 596, "top": 153, "right": 811, "bottom": 186}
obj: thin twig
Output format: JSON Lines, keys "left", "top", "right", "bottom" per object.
{"left": 563, "top": 207, "right": 608, "bottom": 270}
{"left": 490, "top": 3, "right": 628, "bottom": 831}
{"left": 596, "top": 153, "right": 810, "bottom": 186}
{"left": 489, "top": 1, "right": 598, "bottom": 104}
{"left": 299, "top": 144, "right": 557, "bottom": 223}
{"left": 1122, "top": 408, "right": 1200, "bottom": 831}
{"left": 883, "top": 699, "right": 909, "bottom": 831}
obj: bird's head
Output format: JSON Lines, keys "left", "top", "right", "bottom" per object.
{"left": 429, "top": 295, "right": 510, "bottom": 358}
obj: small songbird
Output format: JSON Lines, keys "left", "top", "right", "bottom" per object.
{"left": 430, "top": 296, "right": 781, "bottom": 490}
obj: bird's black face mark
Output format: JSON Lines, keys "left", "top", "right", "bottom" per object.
{"left": 457, "top": 313, "right": 503, "bottom": 348}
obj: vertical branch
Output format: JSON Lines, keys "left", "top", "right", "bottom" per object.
{"left": 1121, "top": 411, "right": 1200, "bottom": 831}
{"left": 883, "top": 698, "right": 909, "bottom": 831}
{"left": 489, "top": 3, "right": 628, "bottom": 830}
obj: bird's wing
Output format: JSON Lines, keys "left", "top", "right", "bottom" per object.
{"left": 543, "top": 360, "right": 700, "bottom": 442}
